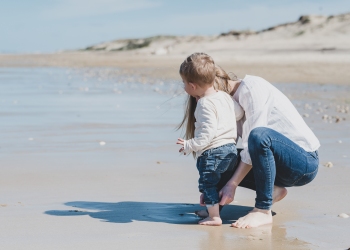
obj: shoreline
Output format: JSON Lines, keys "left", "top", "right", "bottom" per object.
{"left": 1, "top": 51, "right": 350, "bottom": 85}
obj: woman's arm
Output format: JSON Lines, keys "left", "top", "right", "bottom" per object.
{"left": 219, "top": 160, "right": 252, "bottom": 205}
{"left": 237, "top": 79, "right": 273, "bottom": 165}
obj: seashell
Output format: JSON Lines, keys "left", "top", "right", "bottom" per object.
{"left": 324, "top": 162, "right": 333, "bottom": 168}
{"left": 338, "top": 213, "right": 349, "bottom": 218}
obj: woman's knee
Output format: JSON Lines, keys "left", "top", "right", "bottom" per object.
{"left": 248, "top": 127, "right": 271, "bottom": 147}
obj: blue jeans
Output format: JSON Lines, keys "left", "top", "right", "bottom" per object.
{"left": 196, "top": 143, "right": 238, "bottom": 205}
{"left": 248, "top": 127, "right": 319, "bottom": 210}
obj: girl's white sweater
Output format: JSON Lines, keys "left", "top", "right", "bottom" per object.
{"left": 183, "top": 91, "right": 244, "bottom": 158}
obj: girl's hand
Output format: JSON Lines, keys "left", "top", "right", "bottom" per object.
{"left": 176, "top": 138, "right": 186, "bottom": 155}
{"left": 176, "top": 138, "right": 184, "bottom": 145}
{"left": 179, "top": 147, "right": 185, "bottom": 154}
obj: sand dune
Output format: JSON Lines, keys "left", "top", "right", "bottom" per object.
{"left": 84, "top": 12, "right": 350, "bottom": 54}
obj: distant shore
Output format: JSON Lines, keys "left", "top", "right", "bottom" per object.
{"left": 1, "top": 50, "right": 350, "bottom": 85}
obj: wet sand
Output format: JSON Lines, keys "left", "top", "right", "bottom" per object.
{"left": 0, "top": 68, "right": 349, "bottom": 249}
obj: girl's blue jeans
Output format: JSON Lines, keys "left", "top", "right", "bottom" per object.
{"left": 196, "top": 143, "right": 238, "bottom": 205}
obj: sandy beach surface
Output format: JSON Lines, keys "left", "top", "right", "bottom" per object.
{"left": 1, "top": 12, "right": 350, "bottom": 250}
{"left": 0, "top": 67, "right": 349, "bottom": 250}
{"left": 1, "top": 48, "right": 350, "bottom": 86}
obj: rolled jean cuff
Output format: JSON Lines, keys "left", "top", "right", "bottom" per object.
{"left": 255, "top": 204, "right": 271, "bottom": 210}
{"left": 206, "top": 203, "right": 218, "bottom": 208}
{"left": 203, "top": 197, "right": 220, "bottom": 205}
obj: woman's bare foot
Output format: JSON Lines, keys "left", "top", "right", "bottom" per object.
{"left": 196, "top": 186, "right": 287, "bottom": 218}
{"left": 273, "top": 186, "right": 287, "bottom": 204}
{"left": 232, "top": 208, "right": 272, "bottom": 228}
{"left": 195, "top": 210, "right": 209, "bottom": 218}
{"left": 199, "top": 216, "right": 222, "bottom": 226}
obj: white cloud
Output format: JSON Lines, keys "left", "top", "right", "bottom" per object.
{"left": 41, "top": 0, "right": 161, "bottom": 19}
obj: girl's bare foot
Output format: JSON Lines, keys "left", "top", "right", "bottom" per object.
{"left": 195, "top": 186, "right": 287, "bottom": 218}
{"left": 199, "top": 216, "right": 222, "bottom": 226}
{"left": 195, "top": 210, "right": 209, "bottom": 218}
{"left": 273, "top": 186, "right": 287, "bottom": 204}
{"left": 231, "top": 208, "right": 272, "bottom": 228}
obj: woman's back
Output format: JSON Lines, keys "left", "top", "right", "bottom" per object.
{"left": 234, "top": 75, "right": 320, "bottom": 164}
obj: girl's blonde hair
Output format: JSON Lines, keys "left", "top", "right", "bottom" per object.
{"left": 178, "top": 53, "right": 238, "bottom": 155}
{"left": 179, "top": 52, "right": 216, "bottom": 86}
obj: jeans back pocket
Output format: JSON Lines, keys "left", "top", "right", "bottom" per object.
{"left": 214, "top": 152, "right": 237, "bottom": 173}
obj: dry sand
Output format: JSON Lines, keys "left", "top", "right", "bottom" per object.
{"left": 1, "top": 49, "right": 350, "bottom": 86}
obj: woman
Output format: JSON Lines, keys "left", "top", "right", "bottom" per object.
{"left": 188, "top": 54, "right": 320, "bottom": 228}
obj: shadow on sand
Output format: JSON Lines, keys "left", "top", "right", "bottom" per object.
{"left": 45, "top": 201, "right": 253, "bottom": 225}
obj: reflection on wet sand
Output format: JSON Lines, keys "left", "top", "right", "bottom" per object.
{"left": 198, "top": 224, "right": 310, "bottom": 250}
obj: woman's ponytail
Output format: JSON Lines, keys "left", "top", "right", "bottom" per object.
{"left": 214, "top": 65, "right": 238, "bottom": 94}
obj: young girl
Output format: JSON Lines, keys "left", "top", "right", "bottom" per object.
{"left": 176, "top": 53, "right": 243, "bottom": 226}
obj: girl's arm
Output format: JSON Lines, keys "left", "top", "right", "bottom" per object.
{"left": 182, "top": 100, "right": 217, "bottom": 155}
{"left": 219, "top": 160, "right": 252, "bottom": 205}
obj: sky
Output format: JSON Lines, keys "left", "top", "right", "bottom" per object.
{"left": 1, "top": 0, "right": 349, "bottom": 53}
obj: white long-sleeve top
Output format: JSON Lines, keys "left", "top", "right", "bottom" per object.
{"left": 233, "top": 75, "right": 320, "bottom": 165}
{"left": 183, "top": 91, "right": 244, "bottom": 158}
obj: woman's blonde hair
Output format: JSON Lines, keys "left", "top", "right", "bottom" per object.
{"left": 178, "top": 53, "right": 238, "bottom": 155}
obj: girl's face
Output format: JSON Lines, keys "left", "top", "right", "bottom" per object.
{"left": 181, "top": 76, "right": 199, "bottom": 99}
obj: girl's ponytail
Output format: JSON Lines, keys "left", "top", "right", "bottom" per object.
{"left": 177, "top": 95, "right": 197, "bottom": 143}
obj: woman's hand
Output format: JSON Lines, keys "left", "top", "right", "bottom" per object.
{"left": 199, "top": 193, "right": 205, "bottom": 206}
{"left": 219, "top": 183, "right": 237, "bottom": 206}
{"left": 218, "top": 160, "right": 252, "bottom": 206}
